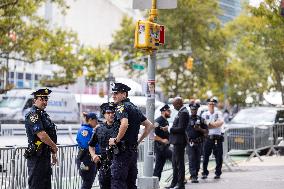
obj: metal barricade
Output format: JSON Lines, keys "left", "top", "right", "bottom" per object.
{"left": 0, "top": 145, "right": 101, "bottom": 189}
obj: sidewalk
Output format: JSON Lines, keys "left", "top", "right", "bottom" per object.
{"left": 181, "top": 156, "right": 284, "bottom": 189}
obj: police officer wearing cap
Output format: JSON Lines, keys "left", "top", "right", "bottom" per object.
{"left": 153, "top": 104, "right": 172, "bottom": 180}
{"left": 108, "top": 83, "right": 154, "bottom": 189}
{"left": 201, "top": 98, "right": 224, "bottom": 180}
{"left": 24, "top": 88, "right": 58, "bottom": 189}
{"left": 186, "top": 101, "right": 208, "bottom": 183}
{"left": 76, "top": 112, "right": 100, "bottom": 189}
{"left": 89, "top": 102, "right": 118, "bottom": 189}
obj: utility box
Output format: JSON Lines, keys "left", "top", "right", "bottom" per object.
{"left": 134, "top": 20, "right": 161, "bottom": 50}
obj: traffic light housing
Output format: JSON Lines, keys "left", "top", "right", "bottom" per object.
{"left": 134, "top": 20, "right": 162, "bottom": 50}
{"left": 185, "top": 57, "right": 193, "bottom": 70}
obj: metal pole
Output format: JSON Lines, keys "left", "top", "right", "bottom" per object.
{"left": 107, "top": 60, "right": 111, "bottom": 103}
{"left": 5, "top": 53, "right": 9, "bottom": 89}
{"left": 144, "top": 52, "right": 156, "bottom": 177}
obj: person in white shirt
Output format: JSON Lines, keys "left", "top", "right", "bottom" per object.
{"left": 201, "top": 97, "right": 224, "bottom": 180}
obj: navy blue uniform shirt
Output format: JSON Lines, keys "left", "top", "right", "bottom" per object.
{"left": 155, "top": 116, "right": 169, "bottom": 140}
{"left": 114, "top": 98, "right": 146, "bottom": 145}
{"left": 186, "top": 115, "right": 208, "bottom": 139}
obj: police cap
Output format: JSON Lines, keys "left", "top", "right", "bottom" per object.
{"left": 189, "top": 102, "right": 200, "bottom": 110}
{"left": 84, "top": 112, "right": 98, "bottom": 120}
{"left": 112, "top": 83, "right": 131, "bottom": 93}
{"left": 100, "top": 102, "right": 115, "bottom": 114}
{"left": 207, "top": 97, "right": 218, "bottom": 104}
{"left": 31, "top": 88, "right": 52, "bottom": 98}
{"left": 160, "top": 104, "right": 170, "bottom": 112}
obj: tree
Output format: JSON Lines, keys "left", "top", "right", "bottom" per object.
{"left": 0, "top": 0, "right": 109, "bottom": 89}
{"left": 112, "top": 0, "right": 227, "bottom": 100}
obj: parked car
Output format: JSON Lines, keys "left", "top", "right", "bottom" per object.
{"left": 225, "top": 107, "right": 284, "bottom": 154}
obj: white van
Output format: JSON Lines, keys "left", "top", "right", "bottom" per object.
{"left": 0, "top": 88, "right": 79, "bottom": 123}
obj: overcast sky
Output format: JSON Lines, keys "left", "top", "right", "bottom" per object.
{"left": 250, "top": 0, "right": 263, "bottom": 7}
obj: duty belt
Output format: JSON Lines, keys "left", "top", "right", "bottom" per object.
{"left": 187, "top": 137, "right": 203, "bottom": 146}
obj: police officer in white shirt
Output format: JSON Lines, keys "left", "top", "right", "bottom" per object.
{"left": 201, "top": 98, "right": 224, "bottom": 180}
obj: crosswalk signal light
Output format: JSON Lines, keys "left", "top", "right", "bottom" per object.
{"left": 186, "top": 57, "right": 193, "bottom": 70}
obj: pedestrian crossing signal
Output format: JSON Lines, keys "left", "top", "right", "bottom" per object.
{"left": 185, "top": 57, "right": 193, "bottom": 70}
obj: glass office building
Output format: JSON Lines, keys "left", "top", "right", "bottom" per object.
{"left": 219, "top": 0, "right": 243, "bottom": 24}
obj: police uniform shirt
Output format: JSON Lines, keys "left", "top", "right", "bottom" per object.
{"left": 202, "top": 110, "right": 223, "bottom": 136}
{"left": 154, "top": 116, "right": 169, "bottom": 140}
{"left": 25, "top": 105, "right": 57, "bottom": 144}
{"left": 89, "top": 122, "right": 118, "bottom": 154}
{"left": 186, "top": 115, "right": 207, "bottom": 139}
{"left": 76, "top": 124, "right": 95, "bottom": 150}
{"left": 114, "top": 98, "right": 147, "bottom": 145}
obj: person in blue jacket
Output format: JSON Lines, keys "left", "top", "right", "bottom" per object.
{"left": 76, "top": 112, "right": 100, "bottom": 189}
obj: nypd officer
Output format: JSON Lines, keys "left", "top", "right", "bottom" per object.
{"left": 108, "top": 83, "right": 154, "bottom": 189}
{"left": 186, "top": 101, "right": 208, "bottom": 183}
{"left": 201, "top": 98, "right": 224, "bottom": 179}
{"left": 24, "top": 88, "right": 58, "bottom": 189}
{"left": 153, "top": 104, "right": 172, "bottom": 180}
{"left": 76, "top": 112, "right": 99, "bottom": 189}
{"left": 89, "top": 102, "right": 118, "bottom": 189}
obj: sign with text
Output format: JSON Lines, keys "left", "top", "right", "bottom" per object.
{"left": 132, "top": 0, "right": 177, "bottom": 9}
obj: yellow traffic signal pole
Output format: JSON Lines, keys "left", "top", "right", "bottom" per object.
{"left": 144, "top": 0, "right": 158, "bottom": 179}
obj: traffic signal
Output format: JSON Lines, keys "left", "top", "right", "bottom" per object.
{"left": 185, "top": 57, "right": 193, "bottom": 70}
{"left": 134, "top": 20, "right": 162, "bottom": 50}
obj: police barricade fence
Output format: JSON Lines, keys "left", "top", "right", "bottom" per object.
{"left": 225, "top": 123, "right": 284, "bottom": 160}
{"left": 0, "top": 142, "right": 173, "bottom": 189}
{"left": 0, "top": 145, "right": 100, "bottom": 189}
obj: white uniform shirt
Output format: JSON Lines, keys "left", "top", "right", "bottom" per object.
{"left": 202, "top": 110, "right": 224, "bottom": 136}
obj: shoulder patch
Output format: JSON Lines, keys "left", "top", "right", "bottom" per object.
{"left": 29, "top": 113, "right": 39, "bottom": 123}
{"left": 116, "top": 104, "right": 125, "bottom": 113}
{"left": 81, "top": 130, "right": 89, "bottom": 137}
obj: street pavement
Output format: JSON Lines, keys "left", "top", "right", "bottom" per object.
{"left": 178, "top": 156, "right": 284, "bottom": 189}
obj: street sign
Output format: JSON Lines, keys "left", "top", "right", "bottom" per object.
{"left": 132, "top": 63, "right": 145, "bottom": 71}
{"left": 132, "top": 0, "right": 177, "bottom": 10}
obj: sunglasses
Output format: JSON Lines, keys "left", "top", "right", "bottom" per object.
{"left": 105, "top": 112, "right": 115, "bottom": 114}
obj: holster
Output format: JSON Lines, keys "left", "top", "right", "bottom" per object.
{"left": 77, "top": 149, "right": 87, "bottom": 160}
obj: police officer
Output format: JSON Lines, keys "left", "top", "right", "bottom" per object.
{"left": 108, "top": 83, "right": 154, "bottom": 189}
{"left": 24, "top": 88, "right": 58, "bottom": 189}
{"left": 153, "top": 104, "right": 172, "bottom": 180}
{"left": 76, "top": 112, "right": 99, "bottom": 189}
{"left": 201, "top": 98, "right": 224, "bottom": 179}
{"left": 89, "top": 102, "right": 118, "bottom": 189}
{"left": 186, "top": 101, "right": 208, "bottom": 183}
{"left": 166, "top": 97, "right": 189, "bottom": 189}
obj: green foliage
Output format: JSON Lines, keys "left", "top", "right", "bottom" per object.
{"left": 0, "top": 0, "right": 110, "bottom": 88}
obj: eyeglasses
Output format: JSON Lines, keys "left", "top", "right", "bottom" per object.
{"left": 208, "top": 103, "right": 215, "bottom": 106}
{"left": 40, "top": 97, "right": 48, "bottom": 102}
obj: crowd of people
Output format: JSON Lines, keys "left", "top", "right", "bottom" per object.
{"left": 23, "top": 84, "right": 224, "bottom": 189}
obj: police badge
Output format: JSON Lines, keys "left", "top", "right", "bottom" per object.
{"left": 30, "top": 114, "right": 39, "bottom": 123}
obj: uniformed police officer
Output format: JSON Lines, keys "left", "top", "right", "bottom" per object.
{"left": 153, "top": 104, "right": 172, "bottom": 180}
{"left": 186, "top": 101, "right": 208, "bottom": 183}
{"left": 201, "top": 98, "right": 224, "bottom": 179}
{"left": 76, "top": 112, "right": 99, "bottom": 189}
{"left": 108, "top": 83, "right": 154, "bottom": 189}
{"left": 89, "top": 102, "right": 118, "bottom": 189}
{"left": 24, "top": 88, "right": 58, "bottom": 189}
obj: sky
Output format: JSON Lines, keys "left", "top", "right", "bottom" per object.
{"left": 250, "top": 0, "right": 263, "bottom": 7}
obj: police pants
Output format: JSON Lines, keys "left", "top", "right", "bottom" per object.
{"left": 202, "top": 138, "right": 223, "bottom": 176}
{"left": 76, "top": 156, "right": 97, "bottom": 189}
{"left": 171, "top": 144, "right": 186, "bottom": 186}
{"left": 99, "top": 167, "right": 111, "bottom": 189}
{"left": 153, "top": 147, "right": 172, "bottom": 180}
{"left": 187, "top": 143, "right": 202, "bottom": 178}
{"left": 111, "top": 149, "right": 138, "bottom": 189}
{"left": 27, "top": 155, "right": 52, "bottom": 189}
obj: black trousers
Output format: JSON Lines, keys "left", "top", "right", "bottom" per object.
{"left": 187, "top": 143, "right": 202, "bottom": 178}
{"left": 170, "top": 144, "right": 186, "bottom": 187}
{"left": 27, "top": 155, "right": 52, "bottom": 189}
{"left": 153, "top": 147, "right": 172, "bottom": 180}
{"left": 202, "top": 138, "right": 223, "bottom": 176}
